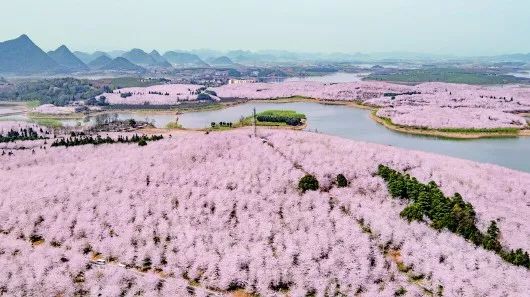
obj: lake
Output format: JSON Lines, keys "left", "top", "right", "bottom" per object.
{"left": 85, "top": 102, "right": 530, "bottom": 172}
{"left": 508, "top": 71, "right": 530, "bottom": 79}
{"left": 2, "top": 101, "right": 530, "bottom": 172}
{"left": 149, "top": 102, "right": 530, "bottom": 173}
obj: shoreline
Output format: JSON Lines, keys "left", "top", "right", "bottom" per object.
{"left": 370, "top": 111, "right": 528, "bottom": 139}
{"left": 141, "top": 122, "right": 308, "bottom": 135}
{"left": 104, "top": 101, "right": 244, "bottom": 115}
{"left": 4, "top": 99, "right": 530, "bottom": 139}
{"left": 156, "top": 115, "right": 308, "bottom": 134}
{"left": 240, "top": 97, "right": 530, "bottom": 139}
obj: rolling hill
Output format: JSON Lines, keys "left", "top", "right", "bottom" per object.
{"left": 0, "top": 129, "right": 528, "bottom": 296}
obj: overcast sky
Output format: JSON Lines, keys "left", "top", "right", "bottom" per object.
{"left": 1, "top": 0, "right": 529, "bottom": 55}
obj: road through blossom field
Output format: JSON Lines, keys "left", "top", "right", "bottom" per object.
{"left": 1, "top": 128, "right": 528, "bottom": 296}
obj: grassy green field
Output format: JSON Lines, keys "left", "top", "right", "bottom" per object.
{"left": 366, "top": 68, "right": 529, "bottom": 85}
{"left": 165, "top": 122, "right": 183, "bottom": 129}
{"left": 257, "top": 110, "right": 306, "bottom": 119}
{"left": 32, "top": 118, "right": 63, "bottom": 128}
{"left": 25, "top": 100, "right": 40, "bottom": 109}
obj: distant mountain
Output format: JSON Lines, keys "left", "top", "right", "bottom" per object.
{"left": 163, "top": 51, "right": 209, "bottom": 68}
{"left": 47, "top": 45, "right": 88, "bottom": 72}
{"left": 0, "top": 34, "right": 60, "bottom": 74}
{"left": 207, "top": 56, "right": 235, "bottom": 67}
{"left": 190, "top": 49, "right": 225, "bottom": 60}
{"left": 100, "top": 57, "right": 145, "bottom": 73}
{"left": 122, "top": 48, "right": 157, "bottom": 65}
{"left": 149, "top": 50, "right": 164, "bottom": 62}
{"left": 73, "top": 51, "right": 109, "bottom": 64}
{"left": 225, "top": 50, "right": 280, "bottom": 65}
{"left": 106, "top": 50, "right": 126, "bottom": 59}
{"left": 87, "top": 55, "right": 113, "bottom": 70}
{"left": 149, "top": 50, "right": 172, "bottom": 68}
{"left": 72, "top": 51, "right": 91, "bottom": 64}
{"left": 121, "top": 49, "right": 172, "bottom": 68}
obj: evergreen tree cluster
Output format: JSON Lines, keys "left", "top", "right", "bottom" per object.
{"left": 0, "top": 127, "right": 48, "bottom": 143}
{"left": 377, "top": 164, "right": 530, "bottom": 268}
{"left": 210, "top": 122, "right": 233, "bottom": 128}
{"left": 383, "top": 91, "right": 421, "bottom": 97}
{"left": 0, "top": 78, "right": 107, "bottom": 106}
{"left": 51, "top": 134, "right": 163, "bottom": 148}
{"left": 120, "top": 92, "right": 133, "bottom": 98}
{"left": 148, "top": 91, "right": 169, "bottom": 96}
{"left": 256, "top": 114, "right": 303, "bottom": 126}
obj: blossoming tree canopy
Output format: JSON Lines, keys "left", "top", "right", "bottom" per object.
{"left": 1, "top": 129, "right": 529, "bottom": 296}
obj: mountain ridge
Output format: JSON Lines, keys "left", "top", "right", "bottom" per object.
{"left": 100, "top": 57, "right": 146, "bottom": 73}
{"left": 0, "top": 34, "right": 60, "bottom": 74}
{"left": 163, "top": 51, "right": 209, "bottom": 68}
{"left": 47, "top": 45, "right": 89, "bottom": 72}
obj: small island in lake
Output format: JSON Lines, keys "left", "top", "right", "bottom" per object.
{"left": 239, "top": 109, "right": 307, "bottom": 128}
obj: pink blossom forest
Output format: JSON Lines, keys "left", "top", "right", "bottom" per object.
{"left": 212, "top": 81, "right": 530, "bottom": 129}
{"left": 1, "top": 124, "right": 529, "bottom": 296}
{"left": 97, "top": 80, "right": 530, "bottom": 130}
{"left": 2, "top": 2, "right": 530, "bottom": 295}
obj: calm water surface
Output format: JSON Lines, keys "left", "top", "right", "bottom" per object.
{"left": 2, "top": 101, "right": 530, "bottom": 172}
{"left": 176, "top": 102, "right": 530, "bottom": 173}
{"left": 508, "top": 71, "right": 530, "bottom": 79}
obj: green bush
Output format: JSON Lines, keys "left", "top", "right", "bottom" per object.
{"left": 138, "top": 139, "right": 147, "bottom": 146}
{"left": 197, "top": 93, "right": 213, "bottom": 100}
{"left": 120, "top": 92, "right": 133, "bottom": 98}
{"left": 394, "top": 287, "right": 407, "bottom": 296}
{"left": 336, "top": 174, "right": 348, "bottom": 187}
{"left": 298, "top": 174, "right": 319, "bottom": 192}
{"left": 29, "top": 234, "right": 44, "bottom": 243}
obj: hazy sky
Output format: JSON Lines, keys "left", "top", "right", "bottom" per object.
{"left": 2, "top": 0, "right": 530, "bottom": 55}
